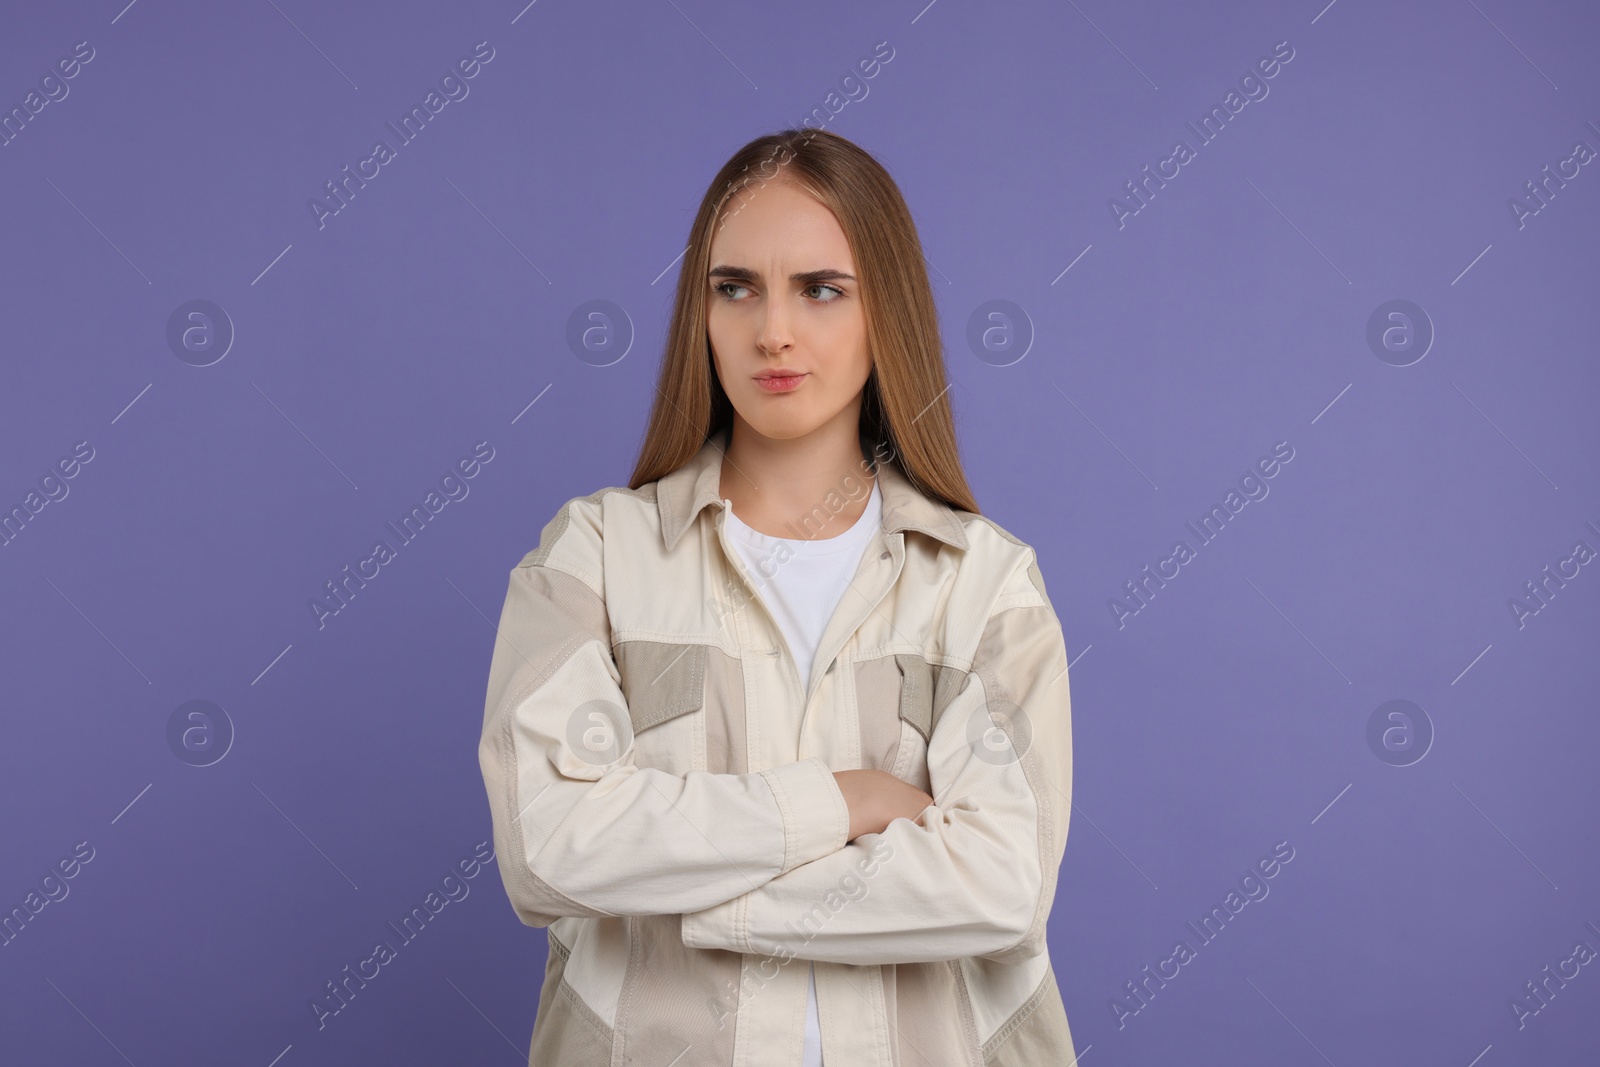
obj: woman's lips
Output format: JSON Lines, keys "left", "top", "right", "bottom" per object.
{"left": 755, "top": 373, "right": 807, "bottom": 393}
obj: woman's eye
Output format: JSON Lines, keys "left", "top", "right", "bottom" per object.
{"left": 714, "top": 281, "right": 843, "bottom": 303}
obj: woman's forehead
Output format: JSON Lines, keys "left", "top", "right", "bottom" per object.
{"left": 711, "top": 185, "right": 853, "bottom": 267}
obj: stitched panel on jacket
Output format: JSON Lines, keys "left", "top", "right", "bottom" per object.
{"left": 960, "top": 948, "right": 1052, "bottom": 1048}
{"left": 884, "top": 654, "right": 968, "bottom": 792}
{"left": 614, "top": 914, "right": 739, "bottom": 1067}
{"left": 893, "top": 653, "right": 970, "bottom": 741}
{"left": 893, "top": 652, "right": 935, "bottom": 741}
{"left": 613, "top": 640, "right": 707, "bottom": 732}
{"left": 968, "top": 601, "right": 1070, "bottom": 966}
{"left": 529, "top": 928, "right": 615, "bottom": 1065}
{"left": 932, "top": 661, "right": 968, "bottom": 738}
{"left": 483, "top": 565, "right": 625, "bottom": 928}
{"left": 980, "top": 963, "right": 1074, "bottom": 1066}
{"left": 702, "top": 645, "right": 747, "bottom": 775}
{"left": 853, "top": 656, "right": 903, "bottom": 772}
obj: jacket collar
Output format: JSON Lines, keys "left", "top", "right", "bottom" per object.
{"left": 656, "top": 428, "right": 969, "bottom": 553}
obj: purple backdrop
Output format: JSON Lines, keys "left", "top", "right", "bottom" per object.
{"left": 2, "top": 1, "right": 1596, "bottom": 1063}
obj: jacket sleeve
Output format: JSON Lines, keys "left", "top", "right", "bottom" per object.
{"left": 679, "top": 548, "right": 1071, "bottom": 966}
{"left": 478, "top": 494, "right": 850, "bottom": 928}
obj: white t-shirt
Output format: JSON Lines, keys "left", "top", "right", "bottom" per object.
{"left": 722, "top": 476, "right": 882, "bottom": 1067}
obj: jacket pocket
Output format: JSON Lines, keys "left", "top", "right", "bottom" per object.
{"left": 529, "top": 927, "right": 615, "bottom": 1064}
{"left": 894, "top": 652, "right": 936, "bottom": 742}
{"left": 614, "top": 640, "right": 708, "bottom": 733}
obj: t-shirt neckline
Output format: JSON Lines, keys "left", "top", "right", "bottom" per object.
{"left": 724, "top": 479, "right": 881, "bottom": 556}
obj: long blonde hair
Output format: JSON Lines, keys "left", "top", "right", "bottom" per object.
{"left": 627, "top": 127, "right": 979, "bottom": 515}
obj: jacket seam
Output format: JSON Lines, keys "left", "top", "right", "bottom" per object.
{"left": 539, "top": 926, "right": 616, "bottom": 1054}
{"left": 733, "top": 892, "right": 751, "bottom": 954}
{"left": 498, "top": 713, "right": 541, "bottom": 925}
{"left": 757, "top": 763, "right": 810, "bottom": 876}
{"left": 968, "top": 666, "right": 1045, "bottom": 961}
{"left": 991, "top": 589, "right": 1043, "bottom": 612}
{"left": 494, "top": 598, "right": 623, "bottom": 920}
{"left": 610, "top": 627, "right": 732, "bottom": 654}
{"left": 946, "top": 958, "right": 986, "bottom": 1065}
{"left": 614, "top": 915, "right": 643, "bottom": 1066}
{"left": 502, "top": 692, "right": 624, "bottom": 922}
{"left": 521, "top": 484, "right": 651, "bottom": 571}
{"left": 853, "top": 645, "right": 969, "bottom": 673}
{"left": 555, "top": 977, "right": 615, "bottom": 1047}
{"left": 537, "top": 558, "right": 602, "bottom": 598}
{"left": 978, "top": 964, "right": 1051, "bottom": 1059}
{"left": 973, "top": 599, "right": 1062, "bottom": 961}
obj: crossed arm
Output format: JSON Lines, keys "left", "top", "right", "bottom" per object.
{"left": 479, "top": 523, "right": 1071, "bottom": 966}
{"left": 679, "top": 584, "right": 1073, "bottom": 966}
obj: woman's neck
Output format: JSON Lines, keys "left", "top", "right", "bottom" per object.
{"left": 718, "top": 420, "right": 878, "bottom": 540}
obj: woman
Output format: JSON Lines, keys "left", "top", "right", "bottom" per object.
{"left": 478, "top": 128, "right": 1076, "bottom": 1066}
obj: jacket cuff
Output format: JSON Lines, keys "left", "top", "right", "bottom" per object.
{"left": 758, "top": 756, "right": 849, "bottom": 874}
{"left": 681, "top": 895, "right": 745, "bottom": 953}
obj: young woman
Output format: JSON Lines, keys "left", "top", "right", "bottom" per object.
{"left": 478, "top": 128, "right": 1076, "bottom": 1066}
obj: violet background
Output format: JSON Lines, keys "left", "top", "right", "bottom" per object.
{"left": 1, "top": 1, "right": 1597, "bottom": 1064}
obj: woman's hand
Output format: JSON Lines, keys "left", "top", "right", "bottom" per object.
{"left": 832, "top": 769, "right": 934, "bottom": 841}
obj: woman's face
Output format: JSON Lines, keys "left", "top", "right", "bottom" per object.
{"left": 706, "top": 177, "right": 871, "bottom": 443}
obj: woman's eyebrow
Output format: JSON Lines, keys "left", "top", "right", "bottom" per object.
{"left": 707, "top": 265, "right": 857, "bottom": 285}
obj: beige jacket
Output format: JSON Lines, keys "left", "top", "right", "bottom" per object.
{"left": 478, "top": 428, "right": 1076, "bottom": 1065}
